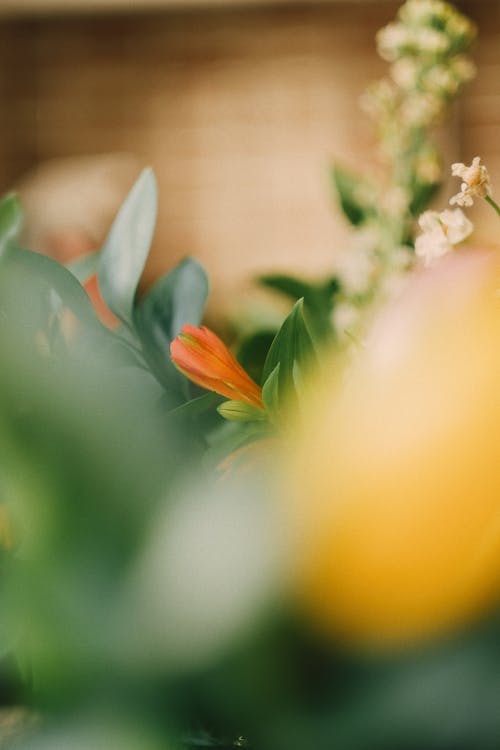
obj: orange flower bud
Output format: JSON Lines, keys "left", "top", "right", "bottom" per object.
{"left": 170, "top": 324, "right": 263, "bottom": 409}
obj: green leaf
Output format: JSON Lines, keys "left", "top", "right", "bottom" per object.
{"left": 331, "top": 165, "right": 372, "bottom": 227}
{"left": 66, "top": 251, "right": 99, "bottom": 284}
{"left": 217, "top": 400, "right": 267, "bottom": 423}
{"left": 204, "top": 420, "right": 271, "bottom": 467}
{"left": 259, "top": 274, "right": 339, "bottom": 341}
{"left": 409, "top": 180, "right": 441, "bottom": 217}
{"left": 97, "top": 168, "right": 158, "bottom": 325}
{"left": 261, "top": 364, "right": 281, "bottom": 423}
{"left": 261, "top": 299, "right": 316, "bottom": 408}
{"left": 133, "top": 258, "right": 209, "bottom": 393}
{"left": 236, "top": 330, "right": 277, "bottom": 385}
{"left": 169, "top": 392, "right": 221, "bottom": 418}
{"left": 2, "top": 246, "right": 99, "bottom": 327}
{"left": 0, "top": 193, "right": 23, "bottom": 253}
{"left": 259, "top": 274, "right": 315, "bottom": 301}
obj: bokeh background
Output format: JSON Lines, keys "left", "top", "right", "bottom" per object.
{"left": 0, "top": 0, "right": 498, "bottom": 317}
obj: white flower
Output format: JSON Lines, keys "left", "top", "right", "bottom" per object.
{"left": 360, "top": 79, "right": 399, "bottom": 120}
{"left": 415, "top": 27, "right": 450, "bottom": 54}
{"left": 390, "top": 58, "right": 420, "bottom": 89}
{"left": 401, "top": 91, "right": 442, "bottom": 128}
{"left": 439, "top": 208, "right": 473, "bottom": 243}
{"left": 450, "top": 56, "right": 476, "bottom": 85}
{"left": 415, "top": 208, "right": 473, "bottom": 266}
{"left": 377, "top": 23, "right": 412, "bottom": 61}
{"left": 415, "top": 211, "right": 451, "bottom": 264}
{"left": 423, "top": 65, "right": 459, "bottom": 96}
{"left": 399, "top": 0, "right": 448, "bottom": 25}
{"left": 450, "top": 157, "right": 492, "bottom": 206}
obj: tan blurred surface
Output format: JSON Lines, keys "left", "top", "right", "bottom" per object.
{"left": 0, "top": 0, "right": 404, "bottom": 18}
{"left": 0, "top": 1, "right": 497, "bottom": 319}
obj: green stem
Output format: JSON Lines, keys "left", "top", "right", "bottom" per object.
{"left": 485, "top": 195, "right": 500, "bottom": 219}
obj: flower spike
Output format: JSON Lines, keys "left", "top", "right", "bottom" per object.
{"left": 170, "top": 324, "right": 263, "bottom": 409}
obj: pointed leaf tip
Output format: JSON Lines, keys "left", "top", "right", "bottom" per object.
{"left": 97, "top": 167, "right": 158, "bottom": 325}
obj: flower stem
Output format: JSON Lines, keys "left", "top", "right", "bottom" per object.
{"left": 485, "top": 195, "right": 500, "bottom": 219}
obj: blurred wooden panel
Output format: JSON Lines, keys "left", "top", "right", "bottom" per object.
{"left": 0, "top": 3, "right": 402, "bottom": 318}
{"left": 1, "top": 1, "right": 498, "bottom": 319}
{"left": 0, "top": 0, "right": 396, "bottom": 19}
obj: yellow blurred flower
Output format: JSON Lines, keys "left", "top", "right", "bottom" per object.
{"left": 287, "top": 250, "right": 500, "bottom": 649}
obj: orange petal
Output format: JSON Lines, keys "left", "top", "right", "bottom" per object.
{"left": 171, "top": 325, "right": 263, "bottom": 408}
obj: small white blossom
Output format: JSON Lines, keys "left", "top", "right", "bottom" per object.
{"left": 415, "top": 27, "right": 450, "bottom": 55}
{"left": 415, "top": 208, "right": 473, "bottom": 265}
{"left": 450, "top": 55, "right": 476, "bottom": 85}
{"left": 399, "top": 0, "right": 448, "bottom": 25}
{"left": 390, "top": 58, "right": 420, "bottom": 89}
{"left": 423, "top": 65, "right": 459, "bottom": 96}
{"left": 360, "top": 79, "right": 399, "bottom": 120}
{"left": 401, "top": 91, "right": 442, "bottom": 128}
{"left": 450, "top": 157, "right": 492, "bottom": 206}
{"left": 377, "top": 23, "right": 412, "bottom": 61}
{"left": 439, "top": 208, "right": 473, "bottom": 243}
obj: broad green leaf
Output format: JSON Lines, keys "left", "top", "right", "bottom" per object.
{"left": 217, "top": 400, "right": 267, "bottom": 423}
{"left": 331, "top": 165, "right": 372, "bottom": 227}
{"left": 66, "top": 251, "right": 99, "bottom": 284}
{"left": 3, "top": 246, "right": 99, "bottom": 326}
{"left": 97, "top": 168, "right": 158, "bottom": 325}
{"left": 0, "top": 193, "right": 23, "bottom": 253}
{"left": 0, "top": 246, "right": 144, "bottom": 372}
{"left": 134, "top": 257, "right": 209, "bottom": 392}
{"left": 262, "top": 299, "right": 316, "bottom": 407}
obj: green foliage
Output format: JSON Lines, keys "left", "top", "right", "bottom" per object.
{"left": 261, "top": 299, "right": 316, "bottom": 416}
{"left": 331, "top": 165, "right": 373, "bottom": 227}
{"left": 409, "top": 179, "right": 441, "bottom": 217}
{"left": 259, "top": 273, "right": 339, "bottom": 341}
{"left": 134, "top": 257, "right": 209, "bottom": 398}
{"left": 97, "top": 168, "right": 158, "bottom": 326}
{"left": 0, "top": 193, "right": 23, "bottom": 254}
{"left": 204, "top": 419, "right": 271, "bottom": 467}
{"left": 237, "top": 330, "right": 277, "bottom": 385}
{"left": 261, "top": 364, "right": 280, "bottom": 423}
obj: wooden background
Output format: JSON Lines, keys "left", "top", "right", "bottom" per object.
{"left": 0, "top": 0, "right": 498, "bottom": 320}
